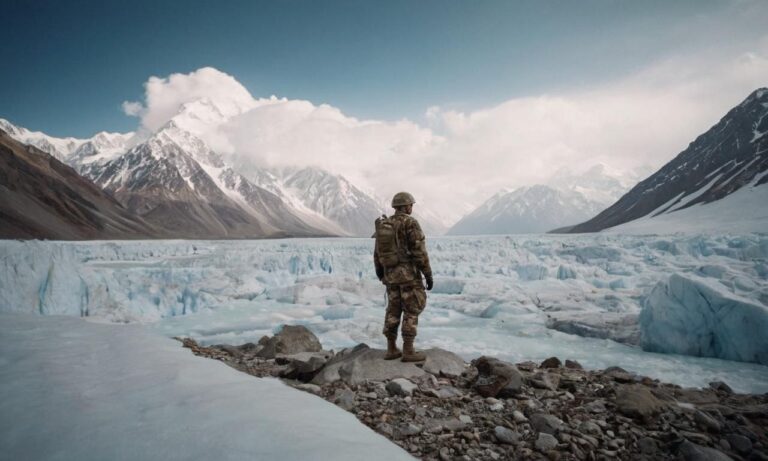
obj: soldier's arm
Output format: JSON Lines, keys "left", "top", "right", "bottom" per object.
{"left": 406, "top": 219, "right": 432, "bottom": 277}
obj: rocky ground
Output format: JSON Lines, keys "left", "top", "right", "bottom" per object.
{"left": 178, "top": 327, "right": 768, "bottom": 461}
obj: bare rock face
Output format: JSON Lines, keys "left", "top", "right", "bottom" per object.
{"left": 421, "top": 348, "right": 467, "bottom": 377}
{"left": 472, "top": 356, "right": 523, "bottom": 398}
{"left": 255, "top": 325, "right": 322, "bottom": 359}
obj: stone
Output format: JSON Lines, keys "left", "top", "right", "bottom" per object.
{"left": 334, "top": 389, "right": 356, "bottom": 411}
{"left": 726, "top": 434, "right": 752, "bottom": 455}
{"left": 277, "top": 350, "right": 334, "bottom": 381}
{"left": 311, "top": 344, "right": 427, "bottom": 385}
{"left": 255, "top": 325, "right": 322, "bottom": 359}
{"left": 637, "top": 437, "right": 658, "bottom": 454}
{"left": 386, "top": 378, "right": 418, "bottom": 396}
{"left": 678, "top": 439, "right": 734, "bottom": 461}
{"left": 578, "top": 421, "right": 602, "bottom": 436}
{"left": 472, "top": 356, "right": 523, "bottom": 398}
{"left": 530, "top": 413, "right": 565, "bottom": 435}
{"left": 489, "top": 402, "right": 504, "bottom": 412}
{"left": 458, "top": 414, "right": 473, "bottom": 425}
{"left": 494, "top": 426, "right": 519, "bottom": 445}
{"left": 422, "top": 348, "right": 467, "bottom": 377}
{"left": 512, "top": 410, "right": 528, "bottom": 423}
{"left": 529, "top": 371, "right": 560, "bottom": 391}
{"left": 614, "top": 385, "right": 665, "bottom": 419}
{"left": 694, "top": 410, "right": 722, "bottom": 433}
{"left": 708, "top": 381, "right": 734, "bottom": 394}
{"left": 425, "top": 386, "right": 464, "bottom": 399}
{"left": 293, "top": 383, "right": 322, "bottom": 395}
{"left": 426, "top": 418, "right": 467, "bottom": 432}
{"left": 564, "top": 359, "right": 583, "bottom": 370}
{"left": 535, "top": 433, "right": 559, "bottom": 451}
{"left": 583, "top": 399, "right": 607, "bottom": 413}
{"left": 214, "top": 344, "right": 242, "bottom": 357}
{"left": 393, "top": 423, "right": 422, "bottom": 440}
{"left": 540, "top": 357, "right": 562, "bottom": 369}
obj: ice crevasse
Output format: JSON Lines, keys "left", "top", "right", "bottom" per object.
{"left": 640, "top": 273, "right": 768, "bottom": 365}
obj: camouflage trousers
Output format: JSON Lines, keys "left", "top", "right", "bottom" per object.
{"left": 383, "top": 282, "right": 427, "bottom": 339}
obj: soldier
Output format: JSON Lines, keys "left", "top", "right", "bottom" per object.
{"left": 373, "top": 192, "right": 433, "bottom": 362}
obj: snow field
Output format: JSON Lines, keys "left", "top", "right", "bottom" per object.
{"left": 1, "top": 234, "right": 767, "bottom": 392}
{"left": 0, "top": 315, "right": 413, "bottom": 461}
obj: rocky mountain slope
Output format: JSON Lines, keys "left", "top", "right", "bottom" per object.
{"left": 0, "top": 130, "right": 161, "bottom": 239}
{"left": 569, "top": 88, "right": 768, "bottom": 233}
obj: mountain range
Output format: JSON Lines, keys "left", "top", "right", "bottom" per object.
{"left": 568, "top": 87, "right": 768, "bottom": 233}
{"left": 447, "top": 164, "right": 650, "bottom": 235}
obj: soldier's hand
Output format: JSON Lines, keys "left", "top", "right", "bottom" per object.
{"left": 425, "top": 274, "right": 433, "bottom": 291}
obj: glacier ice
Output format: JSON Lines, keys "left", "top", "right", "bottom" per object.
{"left": 641, "top": 273, "right": 768, "bottom": 365}
{"left": 0, "top": 315, "right": 412, "bottom": 461}
{"left": 1, "top": 233, "right": 767, "bottom": 392}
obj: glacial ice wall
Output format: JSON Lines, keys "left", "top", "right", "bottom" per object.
{"left": 641, "top": 273, "right": 768, "bottom": 365}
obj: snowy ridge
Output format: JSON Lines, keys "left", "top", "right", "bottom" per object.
{"left": 570, "top": 88, "right": 768, "bottom": 233}
{"left": 448, "top": 164, "right": 648, "bottom": 235}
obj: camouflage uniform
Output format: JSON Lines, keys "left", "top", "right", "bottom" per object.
{"left": 374, "top": 210, "right": 432, "bottom": 339}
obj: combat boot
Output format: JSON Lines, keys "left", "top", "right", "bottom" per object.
{"left": 401, "top": 336, "right": 426, "bottom": 362}
{"left": 384, "top": 334, "right": 402, "bottom": 360}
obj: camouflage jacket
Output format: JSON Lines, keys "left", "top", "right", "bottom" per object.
{"left": 374, "top": 211, "right": 432, "bottom": 285}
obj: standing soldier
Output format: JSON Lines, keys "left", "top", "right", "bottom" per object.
{"left": 373, "top": 192, "right": 433, "bottom": 362}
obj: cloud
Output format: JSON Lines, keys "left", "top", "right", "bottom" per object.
{"left": 125, "top": 40, "right": 768, "bottom": 225}
{"left": 121, "top": 101, "right": 143, "bottom": 117}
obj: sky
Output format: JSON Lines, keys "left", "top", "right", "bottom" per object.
{"left": 2, "top": 0, "right": 768, "bottom": 222}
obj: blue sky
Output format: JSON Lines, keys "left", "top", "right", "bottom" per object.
{"left": 2, "top": 0, "right": 765, "bottom": 137}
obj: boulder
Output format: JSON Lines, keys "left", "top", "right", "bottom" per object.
{"left": 276, "top": 350, "right": 334, "bottom": 381}
{"left": 311, "top": 344, "right": 426, "bottom": 385}
{"left": 256, "top": 325, "right": 322, "bottom": 359}
{"left": 725, "top": 434, "right": 752, "bottom": 455}
{"left": 535, "top": 432, "right": 559, "bottom": 451}
{"left": 421, "top": 348, "right": 467, "bottom": 377}
{"left": 472, "top": 356, "right": 523, "bottom": 398}
{"left": 565, "top": 359, "right": 583, "bottom": 369}
{"left": 678, "top": 439, "right": 734, "bottom": 461}
{"left": 529, "top": 371, "right": 560, "bottom": 391}
{"left": 386, "top": 378, "right": 418, "bottom": 396}
{"left": 614, "top": 385, "right": 665, "bottom": 419}
{"left": 540, "top": 357, "right": 562, "bottom": 368}
{"left": 529, "top": 413, "right": 565, "bottom": 435}
{"left": 425, "top": 386, "right": 464, "bottom": 399}
{"left": 494, "top": 426, "right": 519, "bottom": 445}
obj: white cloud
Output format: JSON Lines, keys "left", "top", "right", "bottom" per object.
{"left": 121, "top": 101, "right": 143, "bottom": 117}
{"left": 125, "top": 40, "right": 768, "bottom": 225}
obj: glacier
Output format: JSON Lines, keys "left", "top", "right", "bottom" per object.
{"left": 1, "top": 234, "right": 767, "bottom": 393}
{"left": 0, "top": 315, "right": 412, "bottom": 461}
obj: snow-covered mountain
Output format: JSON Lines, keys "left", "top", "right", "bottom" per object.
{"left": 0, "top": 129, "right": 161, "bottom": 239}
{"left": 447, "top": 185, "right": 607, "bottom": 235}
{"left": 0, "top": 112, "right": 401, "bottom": 237}
{"left": 79, "top": 121, "right": 329, "bottom": 238}
{"left": 447, "top": 164, "right": 647, "bottom": 235}
{"left": 569, "top": 88, "right": 768, "bottom": 233}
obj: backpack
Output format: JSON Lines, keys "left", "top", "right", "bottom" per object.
{"left": 374, "top": 214, "right": 402, "bottom": 268}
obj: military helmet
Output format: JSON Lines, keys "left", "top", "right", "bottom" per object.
{"left": 391, "top": 191, "right": 416, "bottom": 208}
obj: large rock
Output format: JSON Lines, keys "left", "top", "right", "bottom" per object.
{"left": 472, "top": 356, "right": 523, "bottom": 398}
{"left": 529, "top": 413, "right": 565, "bottom": 435}
{"left": 276, "top": 350, "right": 334, "bottom": 381}
{"left": 311, "top": 344, "right": 427, "bottom": 385}
{"left": 421, "top": 348, "right": 466, "bottom": 377}
{"left": 256, "top": 325, "right": 322, "bottom": 359}
{"left": 678, "top": 439, "right": 734, "bottom": 461}
{"left": 614, "top": 385, "right": 666, "bottom": 419}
